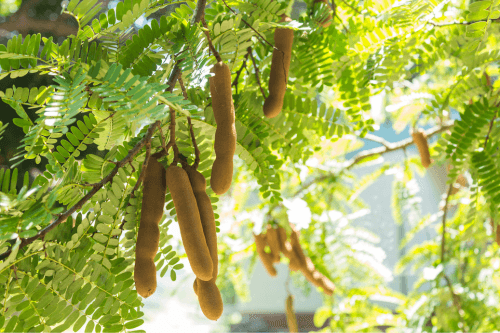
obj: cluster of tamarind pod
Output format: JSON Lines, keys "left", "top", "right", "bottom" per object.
{"left": 254, "top": 224, "right": 335, "bottom": 296}
{"left": 133, "top": 157, "right": 223, "bottom": 320}
{"left": 411, "top": 127, "right": 467, "bottom": 195}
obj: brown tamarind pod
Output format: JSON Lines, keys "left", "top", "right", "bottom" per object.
{"left": 209, "top": 62, "right": 236, "bottom": 195}
{"left": 266, "top": 225, "right": 281, "bottom": 263}
{"left": 254, "top": 233, "right": 277, "bottom": 277}
{"left": 134, "top": 157, "right": 166, "bottom": 298}
{"left": 263, "top": 16, "right": 294, "bottom": 119}
{"left": 185, "top": 165, "right": 224, "bottom": 320}
{"left": 166, "top": 165, "right": 213, "bottom": 281}
{"left": 411, "top": 128, "right": 431, "bottom": 168}
{"left": 185, "top": 165, "right": 219, "bottom": 278}
{"left": 195, "top": 279, "right": 224, "bottom": 320}
{"left": 290, "top": 227, "right": 308, "bottom": 267}
{"left": 277, "top": 226, "right": 301, "bottom": 271}
{"left": 313, "top": 0, "right": 333, "bottom": 27}
{"left": 285, "top": 295, "right": 299, "bottom": 333}
{"left": 301, "top": 258, "right": 335, "bottom": 295}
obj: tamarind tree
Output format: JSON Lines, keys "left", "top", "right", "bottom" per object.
{"left": 0, "top": 0, "right": 499, "bottom": 331}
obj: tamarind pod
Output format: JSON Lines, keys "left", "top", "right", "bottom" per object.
{"left": 263, "top": 16, "right": 294, "bottom": 119}
{"left": 134, "top": 157, "right": 166, "bottom": 298}
{"left": 290, "top": 228, "right": 308, "bottom": 267}
{"left": 266, "top": 225, "right": 281, "bottom": 263}
{"left": 254, "top": 233, "right": 277, "bottom": 277}
{"left": 276, "top": 226, "right": 301, "bottom": 271}
{"left": 196, "top": 279, "right": 224, "bottom": 320}
{"left": 184, "top": 166, "right": 224, "bottom": 320}
{"left": 185, "top": 165, "right": 219, "bottom": 278}
{"left": 211, "top": 154, "right": 234, "bottom": 195}
{"left": 313, "top": 0, "right": 333, "bottom": 27}
{"left": 285, "top": 295, "right": 299, "bottom": 333}
{"left": 166, "top": 165, "right": 213, "bottom": 281}
{"left": 411, "top": 129, "right": 431, "bottom": 168}
{"left": 300, "top": 258, "right": 335, "bottom": 295}
{"left": 320, "top": 276, "right": 335, "bottom": 296}
{"left": 283, "top": 241, "right": 302, "bottom": 272}
{"left": 210, "top": 62, "right": 236, "bottom": 195}
{"left": 277, "top": 226, "right": 288, "bottom": 253}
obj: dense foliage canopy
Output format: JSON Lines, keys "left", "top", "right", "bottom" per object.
{"left": 0, "top": 0, "right": 499, "bottom": 332}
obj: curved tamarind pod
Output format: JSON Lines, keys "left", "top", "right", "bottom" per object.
{"left": 185, "top": 165, "right": 219, "bottom": 278}
{"left": 185, "top": 165, "right": 224, "bottom": 320}
{"left": 284, "top": 241, "right": 302, "bottom": 272}
{"left": 301, "top": 258, "right": 335, "bottom": 295}
{"left": 313, "top": 0, "right": 333, "bottom": 27}
{"left": 209, "top": 62, "right": 236, "bottom": 195}
{"left": 411, "top": 128, "right": 431, "bottom": 168}
{"left": 277, "top": 226, "right": 288, "bottom": 253}
{"left": 285, "top": 295, "right": 299, "bottom": 333}
{"left": 134, "top": 157, "right": 166, "bottom": 298}
{"left": 290, "top": 227, "right": 308, "bottom": 267}
{"left": 196, "top": 279, "right": 224, "bottom": 320}
{"left": 254, "top": 233, "right": 277, "bottom": 277}
{"left": 266, "top": 225, "right": 281, "bottom": 263}
{"left": 290, "top": 228, "right": 335, "bottom": 295}
{"left": 263, "top": 16, "right": 294, "bottom": 119}
{"left": 166, "top": 165, "right": 213, "bottom": 281}
{"left": 276, "top": 226, "right": 301, "bottom": 271}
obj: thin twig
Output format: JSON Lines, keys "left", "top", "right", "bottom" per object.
{"left": 187, "top": 117, "right": 201, "bottom": 169}
{"left": 118, "top": 143, "right": 152, "bottom": 232}
{"left": 164, "top": 0, "right": 207, "bottom": 91}
{"left": 334, "top": 13, "right": 350, "bottom": 33}
{"left": 178, "top": 77, "right": 201, "bottom": 168}
{"left": 439, "top": 182, "right": 467, "bottom": 331}
{"left": 157, "top": 125, "right": 169, "bottom": 157}
{"left": 428, "top": 19, "right": 500, "bottom": 27}
{"left": 338, "top": 0, "right": 361, "bottom": 14}
{"left": 362, "top": 133, "right": 391, "bottom": 149}
{"left": 443, "top": 274, "right": 468, "bottom": 332}
{"left": 248, "top": 47, "right": 267, "bottom": 99}
{"left": 219, "top": 0, "right": 276, "bottom": 50}
{"left": 484, "top": 110, "right": 497, "bottom": 149}
{"left": 0, "top": 122, "right": 161, "bottom": 261}
{"left": 441, "top": 184, "right": 454, "bottom": 264}
{"left": 168, "top": 107, "right": 179, "bottom": 165}
{"left": 201, "top": 17, "right": 222, "bottom": 63}
{"left": 232, "top": 50, "right": 250, "bottom": 91}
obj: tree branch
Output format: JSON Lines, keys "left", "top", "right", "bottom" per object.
{"left": 201, "top": 17, "right": 222, "bottom": 63}
{"left": 428, "top": 19, "right": 500, "bottom": 27}
{"left": 0, "top": 121, "right": 161, "bottom": 261}
{"left": 344, "top": 121, "right": 454, "bottom": 170}
{"left": 248, "top": 47, "right": 267, "bottom": 99}
{"left": 232, "top": 50, "right": 250, "bottom": 91}
{"left": 293, "top": 121, "right": 454, "bottom": 198}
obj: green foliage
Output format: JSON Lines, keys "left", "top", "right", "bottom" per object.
{"left": 1, "top": 0, "right": 500, "bottom": 331}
